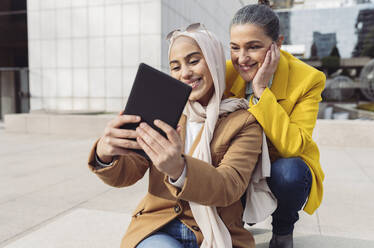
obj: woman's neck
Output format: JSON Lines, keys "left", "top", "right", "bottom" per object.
{"left": 197, "top": 87, "right": 214, "bottom": 106}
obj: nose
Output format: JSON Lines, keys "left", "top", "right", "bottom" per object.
{"left": 181, "top": 65, "right": 192, "bottom": 80}
{"left": 238, "top": 49, "right": 249, "bottom": 65}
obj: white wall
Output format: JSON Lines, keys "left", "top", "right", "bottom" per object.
{"left": 27, "top": 0, "right": 251, "bottom": 113}
{"left": 28, "top": 0, "right": 161, "bottom": 113}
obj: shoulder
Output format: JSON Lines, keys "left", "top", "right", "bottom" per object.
{"left": 282, "top": 51, "right": 326, "bottom": 88}
{"left": 227, "top": 109, "right": 257, "bottom": 124}
{"left": 212, "top": 109, "right": 261, "bottom": 150}
{"left": 286, "top": 52, "right": 325, "bottom": 78}
{"left": 218, "top": 109, "right": 259, "bottom": 133}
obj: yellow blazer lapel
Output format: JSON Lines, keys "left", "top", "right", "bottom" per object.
{"left": 230, "top": 76, "right": 246, "bottom": 98}
{"left": 270, "top": 51, "right": 289, "bottom": 101}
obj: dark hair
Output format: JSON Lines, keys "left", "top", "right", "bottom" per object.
{"left": 230, "top": 0, "right": 280, "bottom": 41}
{"left": 258, "top": 0, "right": 270, "bottom": 5}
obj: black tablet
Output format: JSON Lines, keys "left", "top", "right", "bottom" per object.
{"left": 121, "top": 63, "right": 192, "bottom": 159}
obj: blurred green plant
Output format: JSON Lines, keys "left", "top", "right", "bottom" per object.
{"left": 357, "top": 103, "right": 374, "bottom": 112}
{"left": 321, "top": 45, "right": 341, "bottom": 75}
{"left": 321, "top": 56, "right": 340, "bottom": 75}
{"left": 361, "top": 26, "right": 374, "bottom": 58}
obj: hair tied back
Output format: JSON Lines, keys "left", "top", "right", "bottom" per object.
{"left": 258, "top": 0, "right": 270, "bottom": 6}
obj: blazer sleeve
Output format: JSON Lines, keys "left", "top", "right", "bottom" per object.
{"left": 88, "top": 140, "right": 150, "bottom": 187}
{"left": 248, "top": 70, "right": 325, "bottom": 157}
{"left": 164, "top": 115, "right": 262, "bottom": 207}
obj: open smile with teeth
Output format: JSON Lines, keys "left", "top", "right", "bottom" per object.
{"left": 239, "top": 63, "right": 257, "bottom": 71}
{"left": 189, "top": 78, "right": 202, "bottom": 89}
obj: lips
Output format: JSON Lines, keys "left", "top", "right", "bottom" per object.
{"left": 239, "top": 62, "right": 257, "bottom": 72}
{"left": 186, "top": 78, "right": 202, "bottom": 89}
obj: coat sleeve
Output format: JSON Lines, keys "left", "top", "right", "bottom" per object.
{"left": 164, "top": 115, "right": 262, "bottom": 207}
{"left": 88, "top": 140, "right": 150, "bottom": 188}
{"left": 248, "top": 70, "right": 325, "bottom": 158}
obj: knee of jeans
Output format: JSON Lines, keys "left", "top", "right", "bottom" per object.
{"left": 269, "top": 157, "right": 311, "bottom": 193}
{"left": 136, "top": 233, "right": 183, "bottom": 248}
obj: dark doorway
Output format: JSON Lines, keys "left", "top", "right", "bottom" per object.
{"left": 0, "top": 0, "right": 28, "bottom": 120}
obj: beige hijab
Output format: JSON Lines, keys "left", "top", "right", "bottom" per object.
{"left": 169, "top": 29, "right": 247, "bottom": 248}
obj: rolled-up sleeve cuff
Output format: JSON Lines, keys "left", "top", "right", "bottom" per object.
{"left": 95, "top": 153, "right": 114, "bottom": 168}
{"left": 168, "top": 164, "right": 187, "bottom": 188}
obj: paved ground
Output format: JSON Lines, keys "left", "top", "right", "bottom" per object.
{"left": 1, "top": 127, "right": 374, "bottom": 248}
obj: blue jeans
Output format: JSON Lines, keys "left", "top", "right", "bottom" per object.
{"left": 267, "top": 157, "right": 312, "bottom": 235}
{"left": 136, "top": 219, "right": 198, "bottom": 248}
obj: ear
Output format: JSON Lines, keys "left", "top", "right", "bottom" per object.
{"left": 276, "top": 35, "right": 284, "bottom": 48}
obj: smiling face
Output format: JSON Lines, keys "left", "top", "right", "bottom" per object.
{"left": 230, "top": 23, "right": 275, "bottom": 82}
{"left": 169, "top": 36, "right": 214, "bottom": 106}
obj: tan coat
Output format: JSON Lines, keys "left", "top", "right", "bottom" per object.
{"left": 88, "top": 109, "right": 262, "bottom": 248}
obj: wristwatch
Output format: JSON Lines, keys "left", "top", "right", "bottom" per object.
{"left": 252, "top": 95, "right": 260, "bottom": 105}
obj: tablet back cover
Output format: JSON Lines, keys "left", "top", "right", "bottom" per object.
{"left": 122, "top": 63, "right": 192, "bottom": 158}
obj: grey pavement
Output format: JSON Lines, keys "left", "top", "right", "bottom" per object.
{"left": 1, "top": 128, "right": 374, "bottom": 247}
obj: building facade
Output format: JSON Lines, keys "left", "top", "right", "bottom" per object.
{"left": 27, "top": 0, "right": 254, "bottom": 113}
{"left": 276, "top": 2, "right": 374, "bottom": 58}
{"left": 292, "top": 0, "right": 371, "bottom": 9}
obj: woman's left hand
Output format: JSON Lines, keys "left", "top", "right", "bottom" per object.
{"left": 136, "top": 120, "right": 185, "bottom": 180}
{"left": 252, "top": 42, "right": 280, "bottom": 98}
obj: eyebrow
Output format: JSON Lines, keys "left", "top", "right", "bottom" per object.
{"left": 230, "top": 40, "right": 263, "bottom": 46}
{"left": 169, "top": 51, "right": 201, "bottom": 64}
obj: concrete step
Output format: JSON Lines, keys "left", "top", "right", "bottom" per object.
{"left": 4, "top": 113, "right": 374, "bottom": 147}
{"left": 2, "top": 208, "right": 374, "bottom": 248}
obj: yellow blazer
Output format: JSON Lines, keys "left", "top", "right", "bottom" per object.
{"left": 88, "top": 110, "right": 262, "bottom": 248}
{"left": 225, "top": 50, "right": 326, "bottom": 214}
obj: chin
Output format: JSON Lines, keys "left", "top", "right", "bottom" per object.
{"left": 239, "top": 73, "right": 255, "bottom": 82}
{"left": 234, "top": 65, "right": 255, "bottom": 82}
{"left": 188, "top": 86, "right": 205, "bottom": 101}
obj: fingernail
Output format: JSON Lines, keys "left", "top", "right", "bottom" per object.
{"left": 154, "top": 119, "right": 159, "bottom": 124}
{"left": 140, "top": 122, "right": 146, "bottom": 128}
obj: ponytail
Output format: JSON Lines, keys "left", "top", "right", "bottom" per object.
{"left": 258, "top": 0, "right": 270, "bottom": 6}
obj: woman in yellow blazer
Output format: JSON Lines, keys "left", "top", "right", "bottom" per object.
{"left": 226, "top": 1, "right": 326, "bottom": 248}
{"left": 89, "top": 26, "right": 262, "bottom": 248}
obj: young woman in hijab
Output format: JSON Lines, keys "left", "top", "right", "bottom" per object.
{"left": 225, "top": 1, "right": 326, "bottom": 247}
{"left": 88, "top": 25, "right": 264, "bottom": 248}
